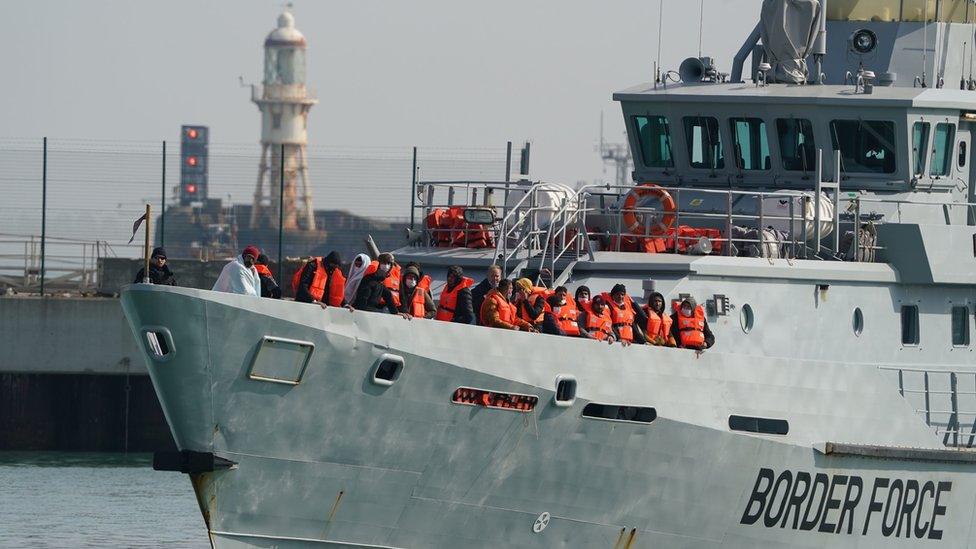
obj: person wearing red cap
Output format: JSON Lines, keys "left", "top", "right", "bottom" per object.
{"left": 212, "top": 245, "right": 261, "bottom": 297}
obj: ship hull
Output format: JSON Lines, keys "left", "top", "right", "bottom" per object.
{"left": 121, "top": 285, "right": 976, "bottom": 548}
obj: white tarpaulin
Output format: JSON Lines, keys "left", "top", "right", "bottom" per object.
{"left": 760, "top": 0, "right": 822, "bottom": 84}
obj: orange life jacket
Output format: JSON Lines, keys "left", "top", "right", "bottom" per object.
{"left": 481, "top": 290, "right": 516, "bottom": 327}
{"left": 673, "top": 301, "right": 706, "bottom": 349}
{"left": 584, "top": 307, "right": 613, "bottom": 340}
{"left": 645, "top": 308, "right": 674, "bottom": 345}
{"left": 603, "top": 293, "right": 636, "bottom": 342}
{"left": 554, "top": 297, "right": 580, "bottom": 336}
{"left": 255, "top": 264, "right": 273, "bottom": 278}
{"left": 406, "top": 275, "right": 431, "bottom": 318}
{"left": 436, "top": 277, "right": 475, "bottom": 321}
{"left": 381, "top": 264, "right": 401, "bottom": 307}
{"left": 295, "top": 259, "right": 346, "bottom": 306}
{"left": 518, "top": 288, "right": 549, "bottom": 325}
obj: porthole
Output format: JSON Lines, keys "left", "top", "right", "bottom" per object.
{"left": 740, "top": 304, "right": 754, "bottom": 333}
{"left": 141, "top": 326, "right": 175, "bottom": 361}
{"left": 852, "top": 308, "right": 864, "bottom": 336}
{"left": 553, "top": 375, "right": 577, "bottom": 408}
{"left": 371, "top": 353, "right": 404, "bottom": 387}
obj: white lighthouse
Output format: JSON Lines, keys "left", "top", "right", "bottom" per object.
{"left": 250, "top": 9, "right": 317, "bottom": 231}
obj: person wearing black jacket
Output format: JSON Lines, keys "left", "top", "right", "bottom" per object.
{"left": 255, "top": 254, "right": 281, "bottom": 299}
{"left": 442, "top": 265, "right": 476, "bottom": 324}
{"left": 540, "top": 294, "right": 566, "bottom": 336}
{"left": 295, "top": 251, "right": 343, "bottom": 304}
{"left": 134, "top": 247, "right": 177, "bottom": 285}
{"left": 471, "top": 265, "right": 502, "bottom": 324}
{"left": 353, "top": 253, "right": 400, "bottom": 314}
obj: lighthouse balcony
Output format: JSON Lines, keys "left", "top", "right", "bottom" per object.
{"left": 251, "top": 84, "right": 317, "bottom": 104}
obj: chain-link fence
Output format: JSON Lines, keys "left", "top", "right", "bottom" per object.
{"left": 0, "top": 137, "right": 526, "bottom": 293}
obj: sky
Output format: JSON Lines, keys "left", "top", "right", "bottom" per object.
{"left": 1, "top": 0, "right": 760, "bottom": 193}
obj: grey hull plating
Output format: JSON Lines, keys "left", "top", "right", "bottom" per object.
{"left": 121, "top": 285, "right": 976, "bottom": 548}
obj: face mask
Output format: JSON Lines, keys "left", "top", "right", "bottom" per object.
{"left": 682, "top": 306, "right": 693, "bottom": 316}
{"left": 552, "top": 307, "right": 561, "bottom": 314}
{"left": 405, "top": 278, "right": 417, "bottom": 289}
{"left": 379, "top": 263, "right": 391, "bottom": 274}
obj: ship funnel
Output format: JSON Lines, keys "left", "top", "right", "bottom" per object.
{"left": 679, "top": 57, "right": 706, "bottom": 83}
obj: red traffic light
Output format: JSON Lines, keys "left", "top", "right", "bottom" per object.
{"left": 186, "top": 156, "right": 198, "bottom": 167}
{"left": 186, "top": 184, "right": 197, "bottom": 194}
{"left": 186, "top": 128, "right": 198, "bottom": 139}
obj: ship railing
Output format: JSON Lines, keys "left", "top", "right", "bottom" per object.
{"left": 576, "top": 183, "right": 821, "bottom": 260}
{"left": 413, "top": 180, "right": 580, "bottom": 277}
{"left": 879, "top": 366, "right": 976, "bottom": 448}
{"left": 0, "top": 233, "right": 112, "bottom": 293}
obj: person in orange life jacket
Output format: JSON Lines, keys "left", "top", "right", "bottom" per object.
{"left": 435, "top": 265, "right": 476, "bottom": 324}
{"left": 353, "top": 253, "right": 403, "bottom": 315}
{"left": 605, "top": 284, "right": 648, "bottom": 345}
{"left": 471, "top": 264, "right": 502, "bottom": 325}
{"left": 540, "top": 294, "right": 568, "bottom": 336}
{"left": 254, "top": 254, "right": 281, "bottom": 299}
{"left": 513, "top": 278, "right": 546, "bottom": 326}
{"left": 397, "top": 263, "right": 435, "bottom": 318}
{"left": 575, "top": 286, "right": 592, "bottom": 311}
{"left": 670, "top": 297, "right": 714, "bottom": 350}
{"left": 548, "top": 287, "right": 583, "bottom": 337}
{"left": 295, "top": 251, "right": 348, "bottom": 308}
{"left": 576, "top": 294, "right": 616, "bottom": 343}
{"left": 644, "top": 291, "right": 677, "bottom": 346}
{"left": 479, "top": 279, "right": 535, "bottom": 331}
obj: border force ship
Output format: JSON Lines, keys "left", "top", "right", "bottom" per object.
{"left": 123, "top": 1, "right": 976, "bottom": 546}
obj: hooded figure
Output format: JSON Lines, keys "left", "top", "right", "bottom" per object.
{"left": 353, "top": 253, "right": 399, "bottom": 314}
{"left": 644, "top": 291, "right": 675, "bottom": 346}
{"left": 254, "top": 254, "right": 281, "bottom": 299}
{"left": 344, "top": 253, "right": 371, "bottom": 304}
{"left": 398, "top": 263, "right": 435, "bottom": 318}
{"left": 212, "top": 246, "right": 261, "bottom": 297}
{"left": 670, "top": 296, "right": 715, "bottom": 350}
{"left": 295, "top": 251, "right": 344, "bottom": 305}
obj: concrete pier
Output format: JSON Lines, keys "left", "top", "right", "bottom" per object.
{"left": 1, "top": 295, "right": 172, "bottom": 450}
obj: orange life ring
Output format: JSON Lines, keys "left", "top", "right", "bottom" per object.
{"left": 621, "top": 182, "right": 676, "bottom": 236}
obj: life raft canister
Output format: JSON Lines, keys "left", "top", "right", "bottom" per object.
{"left": 621, "top": 182, "right": 676, "bottom": 237}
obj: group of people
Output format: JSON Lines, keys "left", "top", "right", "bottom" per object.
{"left": 141, "top": 245, "right": 714, "bottom": 351}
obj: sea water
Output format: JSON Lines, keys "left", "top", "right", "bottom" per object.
{"left": 0, "top": 452, "right": 209, "bottom": 548}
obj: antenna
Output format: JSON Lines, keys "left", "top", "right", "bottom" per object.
{"left": 922, "top": 1, "right": 929, "bottom": 87}
{"left": 656, "top": 0, "right": 664, "bottom": 82}
{"left": 698, "top": 0, "right": 705, "bottom": 59}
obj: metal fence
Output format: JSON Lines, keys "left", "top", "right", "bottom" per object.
{"left": 0, "top": 137, "right": 525, "bottom": 293}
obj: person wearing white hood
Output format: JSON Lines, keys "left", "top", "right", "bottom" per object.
{"left": 343, "top": 253, "right": 371, "bottom": 305}
{"left": 212, "top": 245, "right": 262, "bottom": 297}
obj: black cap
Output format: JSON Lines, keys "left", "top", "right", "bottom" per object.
{"left": 611, "top": 283, "right": 627, "bottom": 296}
{"left": 151, "top": 247, "right": 166, "bottom": 259}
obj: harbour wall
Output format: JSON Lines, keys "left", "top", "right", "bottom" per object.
{"left": 0, "top": 296, "right": 173, "bottom": 451}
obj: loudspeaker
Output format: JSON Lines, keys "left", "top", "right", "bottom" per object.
{"left": 679, "top": 57, "right": 706, "bottom": 83}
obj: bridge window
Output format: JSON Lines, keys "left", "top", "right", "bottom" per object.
{"left": 901, "top": 305, "right": 920, "bottom": 346}
{"left": 902, "top": 0, "right": 939, "bottom": 21}
{"left": 912, "top": 122, "right": 930, "bottom": 175}
{"left": 729, "top": 118, "right": 770, "bottom": 171}
{"left": 634, "top": 116, "right": 674, "bottom": 169}
{"left": 829, "top": 120, "right": 897, "bottom": 174}
{"left": 776, "top": 118, "right": 816, "bottom": 172}
{"left": 931, "top": 123, "right": 955, "bottom": 177}
{"left": 952, "top": 306, "right": 970, "bottom": 346}
{"left": 826, "top": 0, "right": 900, "bottom": 22}
{"left": 683, "top": 116, "right": 724, "bottom": 170}
{"left": 959, "top": 141, "right": 967, "bottom": 168}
